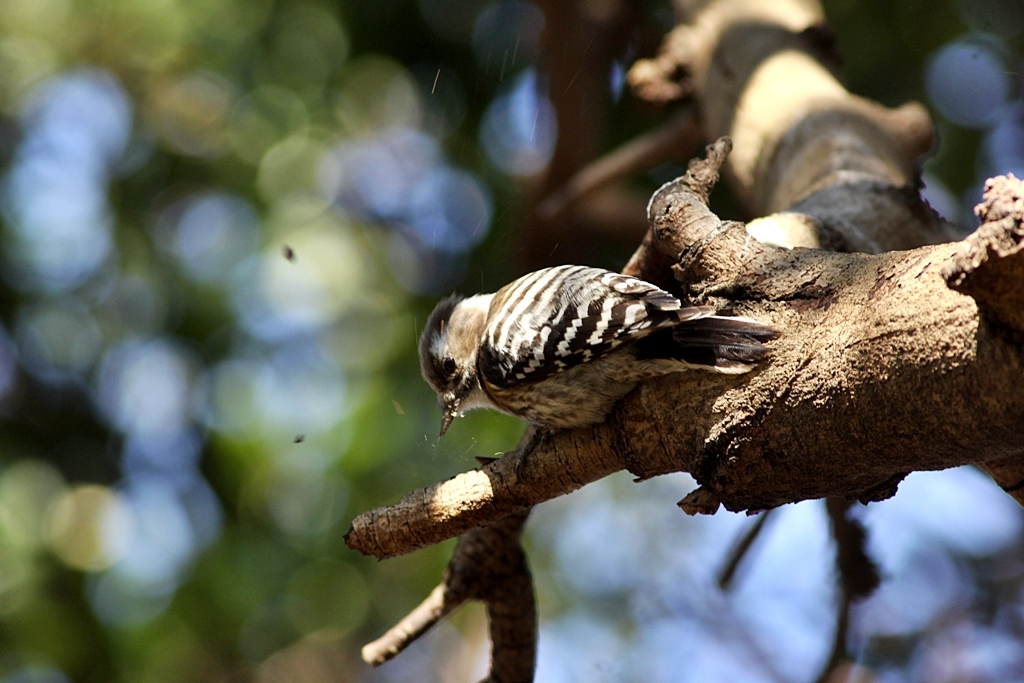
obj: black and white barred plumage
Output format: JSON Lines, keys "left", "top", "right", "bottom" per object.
{"left": 420, "top": 265, "right": 776, "bottom": 434}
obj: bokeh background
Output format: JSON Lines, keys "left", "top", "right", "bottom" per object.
{"left": 0, "top": 0, "right": 1022, "bottom": 681}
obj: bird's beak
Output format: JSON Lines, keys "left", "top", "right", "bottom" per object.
{"left": 439, "top": 394, "right": 459, "bottom": 437}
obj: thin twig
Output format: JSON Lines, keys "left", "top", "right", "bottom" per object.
{"left": 538, "top": 110, "right": 701, "bottom": 221}
{"left": 815, "top": 498, "right": 881, "bottom": 683}
{"left": 717, "top": 508, "right": 776, "bottom": 590}
{"left": 361, "top": 585, "right": 454, "bottom": 665}
{"left": 815, "top": 590, "right": 852, "bottom": 683}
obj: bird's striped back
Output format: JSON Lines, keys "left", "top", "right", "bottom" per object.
{"left": 479, "top": 266, "right": 708, "bottom": 389}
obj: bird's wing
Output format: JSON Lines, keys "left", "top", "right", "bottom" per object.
{"left": 478, "top": 266, "right": 710, "bottom": 388}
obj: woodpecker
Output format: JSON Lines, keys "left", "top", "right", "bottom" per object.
{"left": 419, "top": 265, "right": 776, "bottom": 435}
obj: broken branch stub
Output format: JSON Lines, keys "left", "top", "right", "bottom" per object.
{"left": 944, "top": 174, "right": 1024, "bottom": 335}
{"left": 941, "top": 174, "right": 1024, "bottom": 504}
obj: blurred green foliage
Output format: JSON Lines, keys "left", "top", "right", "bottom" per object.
{"left": 0, "top": 0, "right": 525, "bottom": 680}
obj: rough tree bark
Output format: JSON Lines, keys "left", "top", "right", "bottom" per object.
{"left": 347, "top": 0, "right": 1024, "bottom": 680}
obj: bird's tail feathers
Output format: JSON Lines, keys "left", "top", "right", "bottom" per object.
{"left": 637, "top": 315, "right": 777, "bottom": 373}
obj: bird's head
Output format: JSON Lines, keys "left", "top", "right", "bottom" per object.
{"left": 419, "top": 294, "right": 493, "bottom": 436}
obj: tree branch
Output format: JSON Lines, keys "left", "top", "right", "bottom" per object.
{"left": 521, "top": 0, "right": 645, "bottom": 269}
{"left": 716, "top": 508, "right": 775, "bottom": 591}
{"left": 350, "top": 2, "right": 1024, "bottom": 680}
{"left": 538, "top": 110, "right": 701, "bottom": 221}
{"left": 362, "top": 585, "right": 450, "bottom": 665}
{"left": 345, "top": 428, "right": 620, "bottom": 559}
{"left": 347, "top": 147, "right": 1024, "bottom": 560}
{"left": 361, "top": 511, "right": 536, "bottom": 683}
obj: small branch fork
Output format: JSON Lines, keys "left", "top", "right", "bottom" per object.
{"left": 361, "top": 508, "right": 536, "bottom": 683}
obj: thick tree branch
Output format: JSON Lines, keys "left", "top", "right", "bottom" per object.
{"left": 638, "top": 165, "right": 1024, "bottom": 514}
{"left": 347, "top": 150, "right": 1024, "bottom": 559}
{"left": 631, "top": 0, "right": 958, "bottom": 248}
{"left": 629, "top": 0, "right": 828, "bottom": 105}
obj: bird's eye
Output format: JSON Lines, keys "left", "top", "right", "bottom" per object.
{"left": 442, "top": 356, "right": 457, "bottom": 376}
